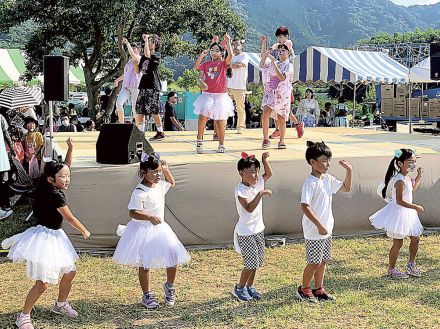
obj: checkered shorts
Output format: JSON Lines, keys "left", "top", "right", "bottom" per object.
{"left": 237, "top": 231, "right": 265, "bottom": 270}
{"left": 135, "top": 89, "right": 160, "bottom": 115}
{"left": 305, "top": 236, "right": 332, "bottom": 264}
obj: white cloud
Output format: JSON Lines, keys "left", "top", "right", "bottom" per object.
{"left": 390, "top": 0, "right": 440, "bottom": 6}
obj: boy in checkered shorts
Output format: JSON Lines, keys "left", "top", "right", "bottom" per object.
{"left": 232, "top": 151, "right": 273, "bottom": 302}
{"left": 296, "top": 141, "right": 352, "bottom": 303}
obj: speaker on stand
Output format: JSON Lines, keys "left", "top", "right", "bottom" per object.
{"left": 96, "top": 124, "right": 154, "bottom": 164}
{"left": 43, "top": 55, "right": 69, "bottom": 160}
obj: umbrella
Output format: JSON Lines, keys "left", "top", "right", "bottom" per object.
{"left": 0, "top": 87, "right": 44, "bottom": 109}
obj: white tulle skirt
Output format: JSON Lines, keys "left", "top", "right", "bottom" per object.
{"left": 193, "top": 92, "right": 234, "bottom": 120}
{"left": 113, "top": 220, "right": 191, "bottom": 269}
{"left": 1, "top": 225, "right": 78, "bottom": 284}
{"left": 369, "top": 204, "right": 423, "bottom": 239}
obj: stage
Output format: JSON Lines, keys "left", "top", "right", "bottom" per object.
{"left": 52, "top": 127, "right": 440, "bottom": 250}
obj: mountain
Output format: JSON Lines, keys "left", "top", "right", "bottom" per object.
{"left": 231, "top": 0, "right": 440, "bottom": 53}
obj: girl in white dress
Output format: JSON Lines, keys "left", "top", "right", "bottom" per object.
{"left": 296, "top": 89, "right": 320, "bottom": 127}
{"left": 369, "top": 149, "right": 424, "bottom": 279}
{"left": 113, "top": 153, "right": 190, "bottom": 309}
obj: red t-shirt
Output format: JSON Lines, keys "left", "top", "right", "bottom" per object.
{"left": 199, "top": 60, "right": 228, "bottom": 93}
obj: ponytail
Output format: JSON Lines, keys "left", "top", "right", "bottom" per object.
{"left": 382, "top": 158, "right": 397, "bottom": 199}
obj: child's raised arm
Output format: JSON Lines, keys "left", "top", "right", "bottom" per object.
{"left": 224, "top": 34, "right": 233, "bottom": 66}
{"left": 161, "top": 160, "right": 175, "bottom": 187}
{"left": 65, "top": 138, "right": 73, "bottom": 168}
{"left": 123, "top": 37, "right": 141, "bottom": 64}
{"left": 194, "top": 50, "right": 208, "bottom": 70}
{"left": 413, "top": 166, "right": 423, "bottom": 191}
{"left": 57, "top": 206, "right": 90, "bottom": 239}
{"left": 261, "top": 152, "right": 273, "bottom": 182}
{"left": 142, "top": 34, "right": 151, "bottom": 58}
{"left": 338, "top": 160, "right": 352, "bottom": 192}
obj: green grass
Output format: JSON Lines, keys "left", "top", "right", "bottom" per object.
{"left": 1, "top": 212, "right": 439, "bottom": 328}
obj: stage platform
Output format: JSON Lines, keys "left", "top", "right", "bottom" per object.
{"left": 52, "top": 127, "right": 440, "bottom": 249}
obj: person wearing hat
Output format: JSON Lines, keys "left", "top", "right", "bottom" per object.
{"left": 22, "top": 116, "right": 44, "bottom": 174}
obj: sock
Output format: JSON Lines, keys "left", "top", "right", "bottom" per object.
{"left": 157, "top": 125, "right": 163, "bottom": 133}
{"left": 56, "top": 301, "right": 66, "bottom": 307}
{"left": 20, "top": 312, "right": 30, "bottom": 317}
{"left": 165, "top": 282, "right": 174, "bottom": 288}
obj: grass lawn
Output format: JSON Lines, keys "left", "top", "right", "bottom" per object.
{"left": 1, "top": 211, "right": 439, "bottom": 328}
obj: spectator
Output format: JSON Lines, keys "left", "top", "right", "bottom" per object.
{"left": 57, "top": 113, "right": 77, "bottom": 133}
{"left": 67, "top": 103, "right": 77, "bottom": 116}
{"left": 71, "top": 115, "right": 84, "bottom": 132}
{"left": 22, "top": 116, "right": 44, "bottom": 174}
{"left": 163, "top": 92, "right": 184, "bottom": 131}
{"left": 334, "top": 96, "right": 349, "bottom": 127}
{"left": 296, "top": 88, "right": 320, "bottom": 127}
{"left": 84, "top": 120, "right": 96, "bottom": 131}
{"left": 318, "top": 102, "right": 333, "bottom": 127}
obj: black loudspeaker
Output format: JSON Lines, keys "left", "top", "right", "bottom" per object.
{"left": 96, "top": 124, "right": 154, "bottom": 164}
{"left": 430, "top": 42, "right": 440, "bottom": 80}
{"left": 43, "top": 56, "right": 69, "bottom": 101}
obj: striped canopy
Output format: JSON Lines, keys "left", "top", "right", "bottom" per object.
{"left": 293, "top": 46, "right": 409, "bottom": 85}
{"left": 0, "top": 86, "right": 44, "bottom": 109}
{"left": 0, "top": 49, "right": 85, "bottom": 85}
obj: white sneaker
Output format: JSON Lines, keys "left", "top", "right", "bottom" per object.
{"left": 0, "top": 209, "right": 13, "bottom": 220}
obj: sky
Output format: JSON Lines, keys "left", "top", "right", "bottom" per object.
{"left": 390, "top": 0, "right": 440, "bottom": 6}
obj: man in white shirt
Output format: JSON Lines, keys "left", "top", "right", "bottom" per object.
{"left": 227, "top": 38, "right": 250, "bottom": 134}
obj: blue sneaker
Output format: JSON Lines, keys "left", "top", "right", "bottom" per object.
{"left": 246, "top": 286, "right": 261, "bottom": 300}
{"left": 232, "top": 284, "right": 252, "bottom": 302}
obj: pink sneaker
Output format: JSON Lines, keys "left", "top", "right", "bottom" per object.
{"left": 15, "top": 313, "right": 34, "bottom": 329}
{"left": 387, "top": 268, "right": 409, "bottom": 279}
{"left": 295, "top": 122, "right": 304, "bottom": 138}
{"left": 51, "top": 301, "right": 79, "bottom": 318}
{"left": 262, "top": 139, "right": 271, "bottom": 149}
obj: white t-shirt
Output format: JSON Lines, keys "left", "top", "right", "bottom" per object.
{"left": 128, "top": 180, "right": 171, "bottom": 225}
{"left": 300, "top": 174, "right": 343, "bottom": 240}
{"left": 234, "top": 176, "right": 265, "bottom": 236}
{"left": 227, "top": 52, "right": 249, "bottom": 90}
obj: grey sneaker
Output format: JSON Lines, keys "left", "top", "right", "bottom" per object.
{"left": 388, "top": 267, "right": 409, "bottom": 279}
{"left": 51, "top": 301, "right": 79, "bottom": 318}
{"left": 142, "top": 292, "right": 159, "bottom": 309}
{"left": 406, "top": 262, "right": 421, "bottom": 277}
{"left": 163, "top": 282, "right": 175, "bottom": 306}
{"left": 232, "top": 284, "right": 252, "bottom": 302}
{"left": 0, "top": 209, "right": 13, "bottom": 220}
{"left": 196, "top": 140, "right": 204, "bottom": 154}
{"left": 246, "top": 286, "right": 261, "bottom": 300}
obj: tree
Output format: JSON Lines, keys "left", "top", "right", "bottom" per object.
{"left": 0, "top": 0, "right": 244, "bottom": 118}
{"left": 175, "top": 69, "right": 200, "bottom": 91}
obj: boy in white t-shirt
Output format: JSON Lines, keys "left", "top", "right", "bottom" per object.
{"left": 232, "top": 151, "right": 273, "bottom": 302}
{"left": 296, "top": 141, "right": 352, "bottom": 303}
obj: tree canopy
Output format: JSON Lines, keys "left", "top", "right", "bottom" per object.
{"left": 0, "top": 0, "right": 244, "bottom": 116}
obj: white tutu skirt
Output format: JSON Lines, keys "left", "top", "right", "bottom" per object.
{"left": 1, "top": 225, "right": 78, "bottom": 284}
{"left": 113, "top": 220, "right": 191, "bottom": 269}
{"left": 369, "top": 204, "right": 423, "bottom": 238}
{"left": 193, "top": 92, "right": 234, "bottom": 120}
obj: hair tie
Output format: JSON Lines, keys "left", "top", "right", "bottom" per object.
{"left": 279, "top": 26, "right": 287, "bottom": 32}
{"left": 241, "top": 152, "right": 255, "bottom": 159}
{"left": 394, "top": 149, "right": 402, "bottom": 158}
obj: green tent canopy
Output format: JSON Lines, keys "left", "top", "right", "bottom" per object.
{"left": 0, "top": 48, "right": 85, "bottom": 85}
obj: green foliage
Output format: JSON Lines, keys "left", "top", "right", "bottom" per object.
{"left": 175, "top": 68, "right": 201, "bottom": 91}
{"left": 158, "top": 64, "right": 174, "bottom": 83}
{"left": 358, "top": 28, "right": 440, "bottom": 45}
{"left": 246, "top": 82, "right": 263, "bottom": 110}
{"left": 0, "top": 0, "right": 244, "bottom": 117}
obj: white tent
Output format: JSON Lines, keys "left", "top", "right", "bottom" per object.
{"left": 409, "top": 58, "right": 439, "bottom": 83}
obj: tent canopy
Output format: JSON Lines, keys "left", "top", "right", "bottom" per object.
{"left": 294, "top": 46, "right": 409, "bottom": 85}
{"left": 409, "top": 57, "right": 440, "bottom": 83}
{"left": 0, "top": 49, "right": 85, "bottom": 85}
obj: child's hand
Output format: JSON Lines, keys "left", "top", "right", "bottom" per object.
{"left": 271, "top": 43, "right": 280, "bottom": 50}
{"left": 262, "top": 152, "right": 270, "bottom": 160}
{"left": 160, "top": 160, "right": 169, "bottom": 171}
{"left": 318, "top": 224, "right": 328, "bottom": 235}
{"left": 82, "top": 229, "right": 91, "bottom": 239}
{"left": 142, "top": 34, "right": 149, "bottom": 41}
{"left": 223, "top": 34, "right": 231, "bottom": 43}
{"left": 201, "top": 49, "right": 209, "bottom": 57}
{"left": 122, "top": 37, "right": 129, "bottom": 45}
{"left": 414, "top": 204, "right": 424, "bottom": 213}
{"left": 417, "top": 166, "right": 424, "bottom": 177}
{"left": 260, "top": 35, "right": 267, "bottom": 43}
{"left": 66, "top": 137, "right": 73, "bottom": 149}
{"left": 260, "top": 189, "right": 272, "bottom": 197}
{"left": 339, "top": 160, "right": 352, "bottom": 171}
{"left": 149, "top": 216, "right": 162, "bottom": 225}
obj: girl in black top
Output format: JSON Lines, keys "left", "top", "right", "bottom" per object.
{"left": 133, "top": 33, "right": 165, "bottom": 141}
{"left": 2, "top": 138, "right": 91, "bottom": 329}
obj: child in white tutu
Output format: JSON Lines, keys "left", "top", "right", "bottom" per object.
{"left": 369, "top": 149, "right": 424, "bottom": 279}
{"left": 193, "top": 34, "right": 234, "bottom": 154}
{"left": 1, "top": 138, "right": 91, "bottom": 329}
{"left": 113, "top": 153, "right": 190, "bottom": 309}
